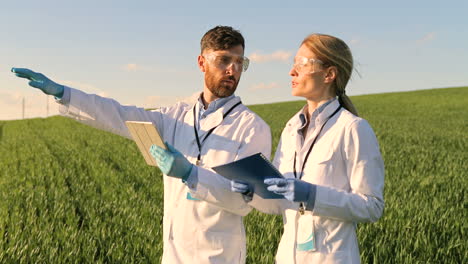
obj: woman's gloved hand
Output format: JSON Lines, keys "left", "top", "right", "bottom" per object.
{"left": 264, "top": 178, "right": 314, "bottom": 202}
{"left": 230, "top": 180, "right": 254, "bottom": 203}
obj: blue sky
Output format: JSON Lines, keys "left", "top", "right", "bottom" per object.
{"left": 1, "top": 0, "right": 467, "bottom": 120}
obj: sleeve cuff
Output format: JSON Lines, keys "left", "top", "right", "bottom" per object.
{"left": 305, "top": 184, "right": 317, "bottom": 211}
{"left": 184, "top": 165, "right": 199, "bottom": 190}
{"left": 55, "top": 86, "right": 70, "bottom": 104}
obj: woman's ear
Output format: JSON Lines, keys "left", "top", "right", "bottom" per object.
{"left": 324, "top": 66, "right": 337, "bottom": 84}
{"left": 198, "top": 55, "right": 206, "bottom": 72}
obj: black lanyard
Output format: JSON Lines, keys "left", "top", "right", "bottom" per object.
{"left": 193, "top": 101, "right": 242, "bottom": 165}
{"left": 293, "top": 105, "right": 342, "bottom": 179}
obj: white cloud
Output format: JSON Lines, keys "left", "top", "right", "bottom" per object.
{"left": 0, "top": 91, "right": 23, "bottom": 106}
{"left": 350, "top": 38, "right": 361, "bottom": 45}
{"left": 249, "top": 50, "right": 292, "bottom": 63}
{"left": 249, "top": 82, "right": 279, "bottom": 91}
{"left": 121, "top": 63, "right": 196, "bottom": 75}
{"left": 417, "top": 32, "right": 436, "bottom": 44}
{"left": 124, "top": 63, "right": 138, "bottom": 72}
{"left": 122, "top": 63, "right": 161, "bottom": 73}
{"left": 59, "top": 80, "right": 109, "bottom": 97}
{"left": 143, "top": 91, "right": 200, "bottom": 108}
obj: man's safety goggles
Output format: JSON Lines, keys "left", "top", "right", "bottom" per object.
{"left": 203, "top": 52, "right": 250, "bottom": 72}
{"left": 292, "top": 56, "right": 324, "bottom": 74}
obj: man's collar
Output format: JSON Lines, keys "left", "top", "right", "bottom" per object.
{"left": 198, "top": 93, "right": 236, "bottom": 116}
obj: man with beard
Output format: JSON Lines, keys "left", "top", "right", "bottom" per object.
{"left": 11, "top": 26, "right": 271, "bottom": 264}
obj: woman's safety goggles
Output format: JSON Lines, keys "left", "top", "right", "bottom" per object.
{"left": 203, "top": 52, "right": 250, "bottom": 72}
{"left": 292, "top": 56, "right": 324, "bottom": 74}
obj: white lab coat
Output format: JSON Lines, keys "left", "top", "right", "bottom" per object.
{"left": 58, "top": 87, "right": 272, "bottom": 264}
{"left": 250, "top": 99, "right": 384, "bottom": 264}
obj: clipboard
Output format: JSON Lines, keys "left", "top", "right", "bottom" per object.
{"left": 212, "top": 153, "right": 284, "bottom": 199}
{"left": 125, "top": 121, "right": 167, "bottom": 166}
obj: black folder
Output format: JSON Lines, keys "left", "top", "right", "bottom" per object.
{"left": 212, "top": 153, "right": 284, "bottom": 199}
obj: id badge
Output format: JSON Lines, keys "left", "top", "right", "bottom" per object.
{"left": 186, "top": 192, "right": 200, "bottom": 201}
{"left": 296, "top": 214, "right": 316, "bottom": 252}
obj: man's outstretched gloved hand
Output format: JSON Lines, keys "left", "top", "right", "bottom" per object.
{"left": 11, "top": 68, "right": 64, "bottom": 98}
{"left": 264, "top": 178, "right": 314, "bottom": 203}
{"left": 230, "top": 180, "right": 254, "bottom": 203}
{"left": 149, "top": 143, "right": 193, "bottom": 181}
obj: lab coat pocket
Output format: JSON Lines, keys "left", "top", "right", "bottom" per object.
{"left": 204, "top": 139, "right": 240, "bottom": 165}
{"left": 322, "top": 251, "right": 352, "bottom": 263}
{"left": 304, "top": 148, "right": 334, "bottom": 185}
{"left": 296, "top": 250, "right": 351, "bottom": 263}
{"left": 313, "top": 147, "right": 334, "bottom": 164}
{"left": 197, "top": 230, "right": 242, "bottom": 263}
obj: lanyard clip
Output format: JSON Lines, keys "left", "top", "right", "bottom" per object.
{"left": 299, "top": 202, "right": 306, "bottom": 215}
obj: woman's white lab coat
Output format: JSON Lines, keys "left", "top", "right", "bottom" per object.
{"left": 251, "top": 99, "right": 384, "bottom": 263}
{"left": 58, "top": 87, "right": 271, "bottom": 264}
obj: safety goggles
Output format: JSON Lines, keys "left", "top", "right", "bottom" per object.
{"left": 292, "top": 56, "right": 324, "bottom": 74}
{"left": 203, "top": 52, "right": 250, "bottom": 72}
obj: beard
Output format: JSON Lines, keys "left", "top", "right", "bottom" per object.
{"left": 205, "top": 70, "right": 240, "bottom": 98}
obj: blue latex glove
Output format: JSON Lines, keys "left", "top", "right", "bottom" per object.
{"left": 149, "top": 143, "right": 193, "bottom": 181}
{"left": 230, "top": 180, "right": 254, "bottom": 203}
{"left": 11, "top": 68, "right": 64, "bottom": 98}
{"left": 264, "top": 178, "right": 313, "bottom": 202}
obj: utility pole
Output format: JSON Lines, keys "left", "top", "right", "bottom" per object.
{"left": 22, "top": 97, "right": 25, "bottom": 119}
{"left": 46, "top": 95, "right": 49, "bottom": 117}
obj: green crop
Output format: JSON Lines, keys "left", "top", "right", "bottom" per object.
{"left": 0, "top": 87, "right": 466, "bottom": 263}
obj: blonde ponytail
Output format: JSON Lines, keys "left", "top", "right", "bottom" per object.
{"left": 338, "top": 93, "right": 358, "bottom": 116}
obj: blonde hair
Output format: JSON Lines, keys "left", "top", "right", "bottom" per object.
{"left": 301, "top": 33, "right": 358, "bottom": 116}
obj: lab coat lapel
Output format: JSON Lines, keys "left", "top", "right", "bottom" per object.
{"left": 299, "top": 100, "right": 341, "bottom": 161}
{"left": 185, "top": 100, "right": 197, "bottom": 130}
{"left": 182, "top": 100, "right": 198, "bottom": 150}
{"left": 285, "top": 110, "right": 306, "bottom": 176}
{"left": 290, "top": 112, "right": 304, "bottom": 158}
{"left": 199, "top": 96, "right": 241, "bottom": 135}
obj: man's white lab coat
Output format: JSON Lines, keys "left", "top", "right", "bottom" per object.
{"left": 58, "top": 87, "right": 271, "bottom": 264}
{"left": 250, "top": 99, "right": 384, "bottom": 264}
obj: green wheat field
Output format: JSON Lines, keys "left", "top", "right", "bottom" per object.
{"left": 0, "top": 87, "right": 466, "bottom": 263}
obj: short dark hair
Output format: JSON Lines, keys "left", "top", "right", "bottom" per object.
{"left": 200, "top": 26, "right": 245, "bottom": 53}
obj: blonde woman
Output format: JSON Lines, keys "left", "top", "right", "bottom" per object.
{"left": 232, "top": 34, "right": 385, "bottom": 263}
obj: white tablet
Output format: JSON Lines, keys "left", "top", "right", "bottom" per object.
{"left": 125, "top": 121, "right": 167, "bottom": 166}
